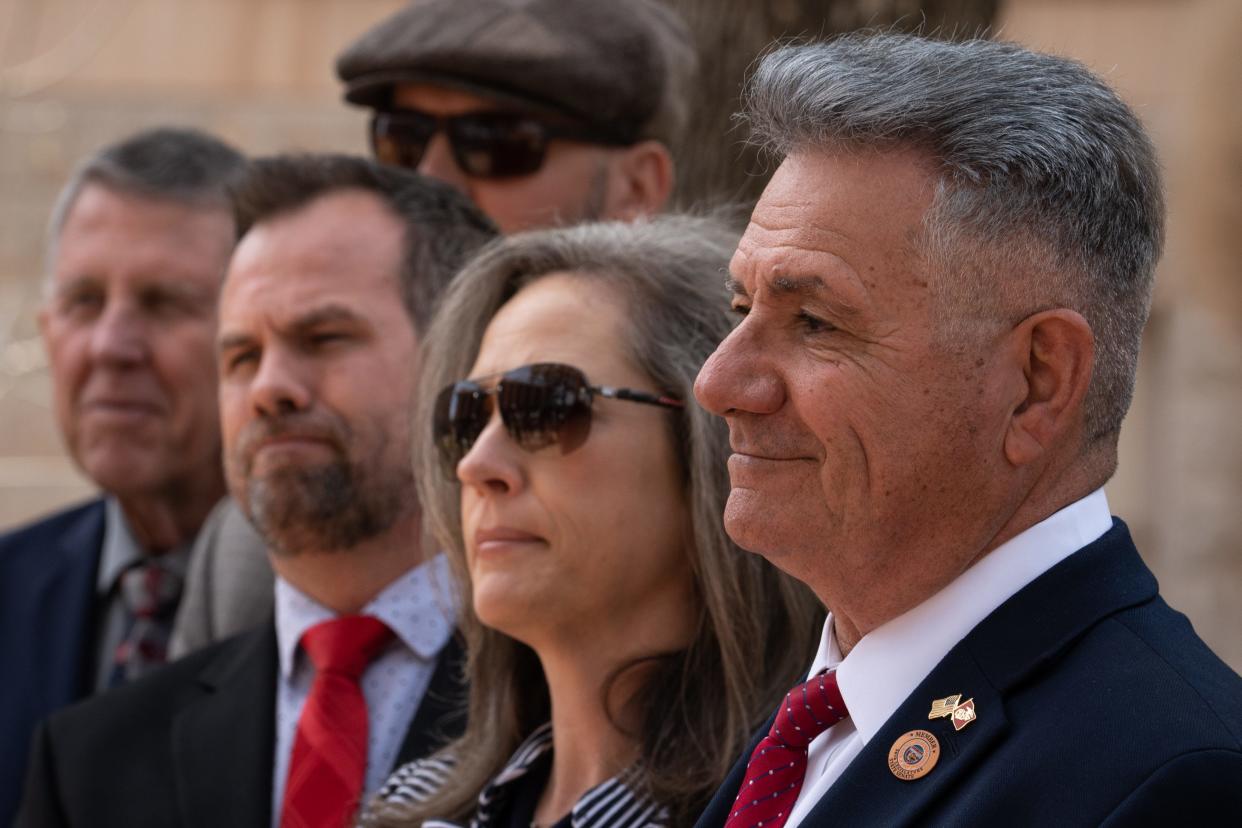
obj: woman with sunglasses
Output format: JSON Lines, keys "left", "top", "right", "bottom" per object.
{"left": 367, "top": 216, "right": 820, "bottom": 828}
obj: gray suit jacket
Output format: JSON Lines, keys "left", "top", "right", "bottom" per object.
{"left": 169, "top": 497, "right": 274, "bottom": 658}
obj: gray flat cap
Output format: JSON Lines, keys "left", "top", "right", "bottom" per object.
{"left": 336, "top": 0, "right": 696, "bottom": 146}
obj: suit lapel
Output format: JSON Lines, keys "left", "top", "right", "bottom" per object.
{"left": 0, "top": 501, "right": 103, "bottom": 823}
{"left": 693, "top": 723, "right": 767, "bottom": 828}
{"left": 963, "top": 520, "right": 1156, "bottom": 692}
{"left": 170, "top": 624, "right": 278, "bottom": 828}
{"left": 167, "top": 623, "right": 465, "bottom": 824}
{"left": 29, "top": 501, "right": 105, "bottom": 704}
{"left": 800, "top": 648, "right": 1007, "bottom": 826}
{"left": 798, "top": 520, "right": 1156, "bottom": 826}
{"left": 394, "top": 632, "right": 467, "bottom": 767}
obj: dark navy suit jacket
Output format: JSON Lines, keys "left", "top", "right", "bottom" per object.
{"left": 0, "top": 500, "right": 105, "bottom": 827}
{"left": 696, "top": 520, "right": 1242, "bottom": 827}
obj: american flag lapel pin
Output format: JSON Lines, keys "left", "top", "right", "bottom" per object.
{"left": 929, "top": 693, "right": 977, "bottom": 731}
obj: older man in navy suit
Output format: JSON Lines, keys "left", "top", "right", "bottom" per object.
{"left": 0, "top": 128, "right": 244, "bottom": 825}
{"left": 693, "top": 34, "right": 1242, "bottom": 827}
{"left": 15, "top": 154, "right": 496, "bottom": 828}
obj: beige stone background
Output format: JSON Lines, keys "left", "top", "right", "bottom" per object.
{"left": 1, "top": 0, "right": 1239, "bottom": 668}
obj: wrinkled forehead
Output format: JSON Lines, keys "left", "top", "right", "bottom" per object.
{"left": 733, "top": 149, "right": 937, "bottom": 291}
{"left": 50, "top": 184, "right": 234, "bottom": 289}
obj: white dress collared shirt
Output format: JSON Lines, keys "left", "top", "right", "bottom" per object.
{"left": 271, "top": 553, "right": 457, "bottom": 828}
{"left": 783, "top": 488, "right": 1114, "bottom": 828}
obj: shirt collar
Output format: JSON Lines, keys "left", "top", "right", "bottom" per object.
{"left": 486, "top": 722, "right": 555, "bottom": 790}
{"left": 96, "top": 497, "right": 191, "bottom": 594}
{"left": 275, "top": 552, "right": 456, "bottom": 679}
{"left": 813, "top": 488, "right": 1112, "bottom": 745}
{"left": 473, "top": 723, "right": 666, "bottom": 827}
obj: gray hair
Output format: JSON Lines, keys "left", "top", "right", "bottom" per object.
{"left": 376, "top": 214, "right": 821, "bottom": 826}
{"left": 744, "top": 33, "right": 1165, "bottom": 453}
{"left": 46, "top": 127, "right": 247, "bottom": 278}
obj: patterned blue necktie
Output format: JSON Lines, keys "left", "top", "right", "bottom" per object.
{"left": 109, "top": 559, "right": 183, "bottom": 687}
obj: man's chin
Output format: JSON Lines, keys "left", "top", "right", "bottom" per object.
{"left": 245, "top": 494, "right": 338, "bottom": 557}
{"left": 724, "top": 488, "right": 813, "bottom": 555}
{"left": 79, "top": 452, "right": 161, "bottom": 496}
{"left": 722, "top": 491, "right": 775, "bottom": 552}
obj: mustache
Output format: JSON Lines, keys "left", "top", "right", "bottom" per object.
{"left": 233, "top": 410, "right": 351, "bottom": 470}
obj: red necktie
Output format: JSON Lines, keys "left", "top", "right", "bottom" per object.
{"left": 280, "top": 616, "right": 394, "bottom": 828}
{"left": 724, "top": 670, "right": 849, "bottom": 828}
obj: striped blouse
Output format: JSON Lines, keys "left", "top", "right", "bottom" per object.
{"left": 376, "top": 722, "right": 669, "bottom": 827}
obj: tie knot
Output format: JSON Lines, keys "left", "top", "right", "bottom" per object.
{"left": 769, "top": 669, "right": 848, "bottom": 750}
{"left": 301, "top": 615, "right": 393, "bottom": 680}
{"left": 117, "top": 559, "right": 183, "bottom": 619}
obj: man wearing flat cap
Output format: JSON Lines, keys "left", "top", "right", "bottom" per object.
{"left": 336, "top": 0, "right": 694, "bottom": 233}
{"left": 169, "top": 0, "right": 700, "bottom": 662}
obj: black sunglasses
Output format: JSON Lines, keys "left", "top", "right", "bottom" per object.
{"left": 433, "top": 362, "right": 683, "bottom": 475}
{"left": 370, "top": 109, "right": 629, "bottom": 179}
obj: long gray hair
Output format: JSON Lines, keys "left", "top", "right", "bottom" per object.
{"left": 379, "top": 214, "right": 821, "bottom": 825}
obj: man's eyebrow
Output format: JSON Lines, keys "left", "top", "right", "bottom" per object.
{"left": 139, "top": 280, "right": 214, "bottom": 304}
{"left": 217, "top": 331, "right": 254, "bottom": 353}
{"left": 53, "top": 274, "right": 97, "bottom": 291}
{"left": 287, "top": 304, "right": 366, "bottom": 333}
{"left": 769, "top": 275, "right": 825, "bottom": 296}
{"left": 217, "top": 304, "right": 368, "bottom": 353}
{"left": 762, "top": 274, "right": 864, "bottom": 319}
{"left": 142, "top": 279, "right": 202, "bottom": 295}
{"left": 725, "top": 278, "right": 749, "bottom": 297}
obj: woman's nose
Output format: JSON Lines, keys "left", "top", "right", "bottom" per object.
{"left": 456, "top": 410, "right": 524, "bottom": 496}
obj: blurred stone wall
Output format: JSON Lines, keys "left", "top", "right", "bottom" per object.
{"left": 1, "top": 0, "right": 1238, "bottom": 669}
{"left": 665, "top": 0, "right": 1000, "bottom": 210}
{"left": 998, "top": 0, "right": 1242, "bottom": 669}
{"left": 0, "top": 0, "right": 403, "bottom": 525}
{"left": 1152, "top": 0, "right": 1242, "bottom": 670}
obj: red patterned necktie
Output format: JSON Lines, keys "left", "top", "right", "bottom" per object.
{"left": 724, "top": 669, "right": 849, "bottom": 828}
{"left": 280, "top": 615, "right": 394, "bottom": 828}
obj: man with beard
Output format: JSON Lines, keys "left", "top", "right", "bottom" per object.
{"left": 16, "top": 155, "right": 496, "bottom": 828}
{"left": 171, "top": 0, "right": 698, "bottom": 658}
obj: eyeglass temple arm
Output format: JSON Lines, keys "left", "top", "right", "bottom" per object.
{"left": 592, "top": 385, "right": 684, "bottom": 409}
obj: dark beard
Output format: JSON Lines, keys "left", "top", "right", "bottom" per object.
{"left": 246, "top": 457, "right": 409, "bottom": 555}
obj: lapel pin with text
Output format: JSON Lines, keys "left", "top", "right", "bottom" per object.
{"left": 888, "top": 729, "right": 940, "bottom": 780}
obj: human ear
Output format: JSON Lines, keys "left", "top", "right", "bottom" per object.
{"left": 601, "top": 140, "right": 674, "bottom": 220}
{"left": 1002, "top": 309, "right": 1095, "bottom": 467}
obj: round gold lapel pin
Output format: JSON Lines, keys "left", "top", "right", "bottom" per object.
{"left": 888, "top": 729, "right": 940, "bottom": 781}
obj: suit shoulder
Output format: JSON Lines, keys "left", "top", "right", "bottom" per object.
{"left": 0, "top": 500, "right": 104, "bottom": 553}
{"left": 1095, "top": 597, "right": 1242, "bottom": 746}
{"left": 46, "top": 626, "right": 270, "bottom": 740}
{"left": 1101, "top": 747, "right": 1242, "bottom": 824}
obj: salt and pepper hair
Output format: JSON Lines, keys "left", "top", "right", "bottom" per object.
{"left": 377, "top": 215, "right": 821, "bottom": 826}
{"left": 45, "top": 127, "right": 246, "bottom": 281}
{"left": 744, "top": 33, "right": 1165, "bottom": 456}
